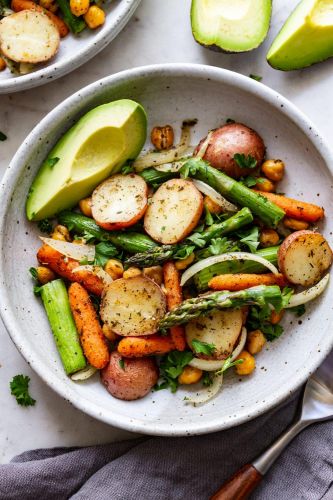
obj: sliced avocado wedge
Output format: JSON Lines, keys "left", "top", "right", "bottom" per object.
{"left": 267, "top": 0, "right": 333, "bottom": 70}
{"left": 26, "top": 99, "right": 147, "bottom": 221}
{"left": 191, "top": 0, "right": 272, "bottom": 53}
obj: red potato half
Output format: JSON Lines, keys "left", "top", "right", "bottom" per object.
{"left": 144, "top": 178, "right": 203, "bottom": 244}
{"left": 101, "top": 351, "right": 159, "bottom": 401}
{"left": 278, "top": 230, "right": 332, "bottom": 286}
{"left": 91, "top": 174, "right": 148, "bottom": 230}
{"left": 194, "top": 123, "right": 265, "bottom": 179}
{"left": 100, "top": 275, "right": 166, "bottom": 336}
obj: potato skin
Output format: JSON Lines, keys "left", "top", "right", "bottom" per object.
{"left": 101, "top": 351, "right": 159, "bottom": 401}
{"left": 195, "top": 123, "right": 265, "bottom": 179}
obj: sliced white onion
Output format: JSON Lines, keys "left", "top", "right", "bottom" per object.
{"left": 133, "top": 122, "right": 193, "bottom": 172}
{"left": 154, "top": 149, "right": 194, "bottom": 172}
{"left": 71, "top": 365, "right": 97, "bottom": 381}
{"left": 40, "top": 237, "right": 95, "bottom": 262}
{"left": 184, "top": 372, "right": 224, "bottom": 406}
{"left": 195, "top": 131, "right": 213, "bottom": 159}
{"left": 180, "top": 252, "right": 279, "bottom": 287}
{"left": 189, "top": 327, "right": 247, "bottom": 372}
{"left": 72, "top": 265, "right": 113, "bottom": 286}
{"left": 192, "top": 179, "right": 238, "bottom": 213}
{"left": 286, "top": 274, "right": 330, "bottom": 308}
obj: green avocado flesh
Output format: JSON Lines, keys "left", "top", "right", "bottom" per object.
{"left": 267, "top": 0, "right": 333, "bottom": 70}
{"left": 26, "top": 99, "right": 147, "bottom": 221}
{"left": 191, "top": 0, "right": 272, "bottom": 52}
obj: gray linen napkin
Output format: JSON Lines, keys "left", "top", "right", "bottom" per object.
{"left": 1, "top": 390, "right": 332, "bottom": 500}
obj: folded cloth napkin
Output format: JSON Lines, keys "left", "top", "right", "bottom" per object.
{"left": 1, "top": 390, "right": 333, "bottom": 500}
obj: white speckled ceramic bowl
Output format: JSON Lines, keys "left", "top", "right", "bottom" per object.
{"left": 1, "top": 64, "right": 333, "bottom": 435}
{"left": 0, "top": 0, "right": 141, "bottom": 94}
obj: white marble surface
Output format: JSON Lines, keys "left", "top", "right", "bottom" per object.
{"left": 0, "top": 0, "right": 332, "bottom": 464}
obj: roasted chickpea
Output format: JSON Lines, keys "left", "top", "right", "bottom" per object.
{"left": 247, "top": 330, "right": 266, "bottom": 355}
{"left": 235, "top": 351, "right": 255, "bottom": 375}
{"left": 104, "top": 259, "right": 124, "bottom": 280}
{"left": 178, "top": 366, "right": 202, "bottom": 385}
{"left": 175, "top": 253, "right": 195, "bottom": 271}
{"left": 261, "top": 159, "right": 285, "bottom": 182}
{"left": 260, "top": 228, "right": 280, "bottom": 248}
{"left": 51, "top": 225, "right": 71, "bottom": 242}
{"left": 0, "top": 57, "right": 6, "bottom": 72}
{"left": 123, "top": 267, "right": 142, "bottom": 279}
{"left": 254, "top": 178, "right": 275, "bottom": 192}
{"left": 204, "top": 195, "right": 223, "bottom": 215}
{"left": 36, "top": 266, "right": 56, "bottom": 285}
{"left": 102, "top": 324, "right": 118, "bottom": 342}
{"left": 40, "top": 0, "right": 58, "bottom": 12}
{"left": 283, "top": 217, "right": 309, "bottom": 231}
{"left": 143, "top": 266, "right": 163, "bottom": 285}
{"left": 270, "top": 309, "right": 284, "bottom": 325}
{"left": 151, "top": 125, "right": 174, "bottom": 150}
{"left": 84, "top": 5, "right": 105, "bottom": 29}
{"left": 70, "top": 0, "right": 89, "bottom": 16}
{"left": 79, "top": 197, "right": 92, "bottom": 217}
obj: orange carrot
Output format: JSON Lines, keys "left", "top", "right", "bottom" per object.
{"left": 37, "top": 244, "right": 104, "bottom": 296}
{"left": 253, "top": 191, "right": 324, "bottom": 222}
{"left": 163, "top": 262, "right": 186, "bottom": 351}
{"left": 68, "top": 283, "right": 109, "bottom": 369}
{"left": 118, "top": 335, "right": 175, "bottom": 358}
{"left": 208, "top": 273, "right": 288, "bottom": 291}
{"left": 11, "top": 0, "right": 69, "bottom": 37}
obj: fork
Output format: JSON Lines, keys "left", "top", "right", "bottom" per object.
{"left": 211, "top": 348, "right": 333, "bottom": 500}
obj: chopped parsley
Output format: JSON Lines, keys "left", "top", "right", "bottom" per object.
{"left": 119, "top": 358, "right": 125, "bottom": 370}
{"left": 37, "top": 218, "right": 53, "bottom": 234}
{"left": 236, "top": 226, "right": 260, "bottom": 253}
{"left": 247, "top": 304, "right": 284, "bottom": 341}
{"left": 121, "top": 164, "right": 135, "bottom": 175}
{"left": 239, "top": 176, "right": 265, "bottom": 188}
{"left": 173, "top": 244, "right": 196, "bottom": 261}
{"left": 0, "top": 131, "right": 7, "bottom": 141}
{"left": 234, "top": 153, "right": 258, "bottom": 170}
{"left": 215, "top": 356, "right": 243, "bottom": 375}
{"left": 202, "top": 371, "right": 213, "bottom": 387}
{"left": 10, "top": 375, "right": 36, "bottom": 407}
{"left": 249, "top": 74, "right": 262, "bottom": 82}
{"left": 155, "top": 351, "right": 194, "bottom": 393}
{"left": 29, "top": 267, "right": 43, "bottom": 295}
{"left": 94, "top": 241, "right": 119, "bottom": 267}
{"left": 192, "top": 339, "right": 216, "bottom": 356}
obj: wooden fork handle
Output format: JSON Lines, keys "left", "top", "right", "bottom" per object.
{"left": 210, "top": 464, "right": 262, "bottom": 500}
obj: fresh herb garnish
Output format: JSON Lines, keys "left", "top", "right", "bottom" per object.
{"left": 288, "top": 304, "right": 306, "bottom": 317}
{"left": 155, "top": 351, "right": 194, "bottom": 393}
{"left": 204, "top": 205, "right": 214, "bottom": 226}
{"left": 247, "top": 304, "right": 284, "bottom": 341}
{"left": 121, "top": 164, "right": 135, "bottom": 175}
{"left": 173, "top": 244, "right": 196, "bottom": 261}
{"left": 216, "top": 356, "right": 243, "bottom": 375}
{"left": 202, "top": 371, "right": 213, "bottom": 387}
{"left": 10, "top": 375, "right": 36, "bottom": 407}
{"left": 196, "top": 237, "right": 239, "bottom": 260}
{"left": 94, "top": 241, "right": 119, "bottom": 267}
{"left": 119, "top": 358, "right": 125, "bottom": 370}
{"left": 0, "top": 131, "right": 7, "bottom": 141}
{"left": 236, "top": 226, "right": 260, "bottom": 253}
{"left": 192, "top": 339, "right": 216, "bottom": 356}
{"left": 29, "top": 267, "right": 43, "bottom": 295}
{"left": 249, "top": 74, "right": 262, "bottom": 82}
{"left": 239, "top": 176, "right": 265, "bottom": 188}
{"left": 46, "top": 157, "right": 60, "bottom": 169}
{"left": 37, "top": 218, "right": 53, "bottom": 234}
{"left": 234, "top": 153, "right": 258, "bottom": 170}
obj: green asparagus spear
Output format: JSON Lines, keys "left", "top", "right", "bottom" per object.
{"left": 58, "top": 211, "right": 157, "bottom": 254}
{"left": 56, "top": 0, "right": 86, "bottom": 33}
{"left": 194, "top": 246, "right": 279, "bottom": 291}
{"left": 159, "top": 285, "right": 283, "bottom": 328}
{"left": 40, "top": 279, "right": 86, "bottom": 375}
{"left": 180, "top": 158, "right": 285, "bottom": 227}
{"left": 140, "top": 168, "right": 177, "bottom": 186}
{"left": 125, "top": 207, "right": 253, "bottom": 267}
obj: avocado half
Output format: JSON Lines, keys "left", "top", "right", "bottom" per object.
{"left": 267, "top": 0, "right": 333, "bottom": 70}
{"left": 191, "top": 0, "right": 272, "bottom": 53}
{"left": 26, "top": 99, "right": 147, "bottom": 221}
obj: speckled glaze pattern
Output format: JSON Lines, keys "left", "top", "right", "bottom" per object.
{"left": 0, "top": 0, "right": 141, "bottom": 94}
{"left": 0, "top": 64, "right": 332, "bottom": 436}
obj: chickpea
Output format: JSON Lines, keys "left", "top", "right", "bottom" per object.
{"left": 178, "top": 366, "right": 202, "bottom": 385}
{"left": 79, "top": 197, "right": 92, "bottom": 218}
{"left": 84, "top": 5, "right": 105, "bottom": 29}
{"left": 175, "top": 253, "right": 195, "bottom": 271}
{"left": 51, "top": 225, "right": 71, "bottom": 242}
{"left": 36, "top": 266, "right": 56, "bottom": 285}
{"left": 123, "top": 267, "right": 141, "bottom": 279}
{"left": 0, "top": 57, "right": 6, "bottom": 72}
{"left": 270, "top": 309, "right": 284, "bottom": 325}
{"left": 260, "top": 228, "right": 280, "bottom": 248}
{"left": 254, "top": 178, "right": 275, "bottom": 192}
{"left": 70, "top": 0, "right": 89, "bottom": 16}
{"left": 151, "top": 125, "right": 174, "bottom": 150}
{"left": 40, "top": 0, "right": 58, "bottom": 12}
{"left": 143, "top": 266, "right": 163, "bottom": 285}
{"left": 283, "top": 217, "right": 309, "bottom": 231}
{"left": 235, "top": 350, "right": 256, "bottom": 376}
{"left": 247, "top": 330, "right": 266, "bottom": 355}
{"left": 104, "top": 259, "right": 124, "bottom": 280}
{"left": 102, "top": 324, "right": 118, "bottom": 342}
{"left": 261, "top": 159, "right": 285, "bottom": 182}
{"left": 204, "top": 195, "right": 223, "bottom": 215}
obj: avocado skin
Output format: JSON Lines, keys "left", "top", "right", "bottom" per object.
{"left": 26, "top": 100, "right": 147, "bottom": 221}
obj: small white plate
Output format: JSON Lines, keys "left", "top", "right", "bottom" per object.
{"left": 1, "top": 64, "right": 332, "bottom": 435}
{"left": 0, "top": 0, "right": 141, "bottom": 94}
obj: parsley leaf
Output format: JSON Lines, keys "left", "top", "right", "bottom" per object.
{"left": 0, "top": 131, "right": 7, "bottom": 141}
{"left": 94, "top": 242, "right": 119, "bottom": 267}
{"left": 249, "top": 74, "right": 262, "bottom": 82}
{"left": 247, "top": 305, "right": 284, "bottom": 341}
{"left": 155, "top": 351, "right": 193, "bottom": 393}
{"left": 10, "top": 375, "right": 36, "bottom": 407}
{"left": 216, "top": 356, "right": 244, "bottom": 375}
{"left": 196, "top": 237, "right": 239, "bottom": 260}
{"left": 239, "top": 176, "right": 265, "bottom": 188}
{"left": 46, "top": 157, "right": 60, "bottom": 169}
{"left": 37, "top": 218, "right": 53, "bottom": 234}
{"left": 233, "top": 153, "right": 258, "bottom": 170}
{"left": 192, "top": 339, "right": 216, "bottom": 356}
{"left": 289, "top": 304, "right": 306, "bottom": 317}
{"left": 121, "top": 164, "right": 135, "bottom": 175}
{"left": 29, "top": 267, "right": 38, "bottom": 281}
{"left": 202, "top": 372, "right": 213, "bottom": 387}
{"left": 173, "top": 244, "right": 196, "bottom": 260}
{"left": 119, "top": 358, "right": 125, "bottom": 370}
{"left": 236, "top": 226, "right": 260, "bottom": 253}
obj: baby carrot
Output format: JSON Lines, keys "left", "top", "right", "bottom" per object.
{"left": 208, "top": 273, "right": 288, "bottom": 291}
{"left": 163, "top": 262, "right": 186, "bottom": 351}
{"left": 118, "top": 335, "right": 175, "bottom": 358}
{"left": 253, "top": 191, "right": 324, "bottom": 223}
